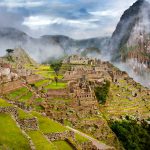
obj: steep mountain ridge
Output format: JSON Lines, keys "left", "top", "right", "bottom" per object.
{"left": 1, "top": 47, "right": 37, "bottom": 67}
{"left": 110, "top": 0, "right": 150, "bottom": 69}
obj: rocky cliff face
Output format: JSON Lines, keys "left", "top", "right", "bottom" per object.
{"left": 110, "top": 0, "right": 150, "bottom": 69}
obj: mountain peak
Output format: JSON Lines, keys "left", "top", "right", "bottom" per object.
{"left": 110, "top": 0, "right": 150, "bottom": 58}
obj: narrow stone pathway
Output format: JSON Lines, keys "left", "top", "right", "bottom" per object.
{"left": 66, "top": 126, "right": 115, "bottom": 150}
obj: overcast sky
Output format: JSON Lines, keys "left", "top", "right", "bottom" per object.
{"left": 0, "top": 0, "right": 143, "bottom": 39}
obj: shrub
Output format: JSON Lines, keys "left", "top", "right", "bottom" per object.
{"left": 50, "top": 61, "right": 62, "bottom": 75}
{"left": 94, "top": 80, "right": 110, "bottom": 104}
{"left": 110, "top": 120, "right": 150, "bottom": 150}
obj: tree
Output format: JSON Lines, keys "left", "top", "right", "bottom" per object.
{"left": 6, "top": 49, "right": 14, "bottom": 55}
{"left": 94, "top": 80, "right": 110, "bottom": 104}
{"left": 54, "top": 76, "right": 58, "bottom": 86}
{"left": 6, "top": 49, "right": 14, "bottom": 62}
{"left": 110, "top": 120, "right": 150, "bottom": 150}
{"left": 50, "top": 61, "right": 62, "bottom": 75}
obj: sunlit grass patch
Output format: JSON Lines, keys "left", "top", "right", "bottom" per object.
{"left": 45, "top": 82, "right": 67, "bottom": 90}
{"left": 31, "top": 111, "right": 68, "bottom": 133}
{"left": 27, "top": 131, "right": 57, "bottom": 150}
{"left": 0, "top": 114, "right": 30, "bottom": 149}
{"left": 18, "top": 92, "right": 33, "bottom": 102}
{"left": 18, "top": 109, "right": 33, "bottom": 119}
{"left": 6, "top": 87, "right": 28, "bottom": 99}
{"left": 34, "top": 79, "right": 50, "bottom": 87}
{"left": 0, "top": 98, "right": 12, "bottom": 107}
{"left": 53, "top": 141, "right": 73, "bottom": 150}
{"left": 75, "top": 133, "right": 88, "bottom": 143}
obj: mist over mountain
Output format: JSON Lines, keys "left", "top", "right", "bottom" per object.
{"left": 107, "top": 0, "right": 150, "bottom": 88}
{"left": 110, "top": 0, "right": 150, "bottom": 66}
{"left": 0, "top": 27, "right": 109, "bottom": 63}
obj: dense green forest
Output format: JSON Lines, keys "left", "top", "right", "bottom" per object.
{"left": 110, "top": 119, "right": 150, "bottom": 150}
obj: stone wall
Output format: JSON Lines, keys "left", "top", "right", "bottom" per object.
{"left": 79, "top": 141, "right": 98, "bottom": 150}
{"left": 8, "top": 100, "right": 31, "bottom": 111}
{"left": 17, "top": 117, "right": 38, "bottom": 130}
{"left": 24, "top": 75, "right": 43, "bottom": 84}
{"left": 0, "top": 80, "right": 24, "bottom": 94}
{"left": 0, "top": 106, "right": 18, "bottom": 118}
{"left": 45, "top": 131, "right": 74, "bottom": 141}
{"left": 0, "top": 104, "right": 38, "bottom": 131}
{"left": 47, "top": 89, "right": 69, "bottom": 98}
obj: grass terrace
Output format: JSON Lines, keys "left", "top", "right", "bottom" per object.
{"left": 6, "top": 87, "right": 29, "bottom": 100}
{"left": 75, "top": 133, "right": 89, "bottom": 144}
{"left": 18, "top": 109, "right": 33, "bottom": 119}
{"left": 35, "top": 98, "right": 44, "bottom": 103}
{"left": 45, "top": 82, "right": 67, "bottom": 90}
{"left": 36, "top": 65, "right": 64, "bottom": 79}
{"left": 0, "top": 113, "right": 30, "bottom": 149}
{"left": 53, "top": 141, "right": 73, "bottom": 150}
{"left": 100, "top": 79, "right": 150, "bottom": 119}
{"left": 0, "top": 98, "right": 12, "bottom": 107}
{"left": 34, "top": 105, "right": 45, "bottom": 111}
{"left": 27, "top": 131, "right": 57, "bottom": 150}
{"left": 31, "top": 111, "right": 68, "bottom": 133}
{"left": 34, "top": 79, "right": 51, "bottom": 87}
{"left": 18, "top": 91, "right": 33, "bottom": 102}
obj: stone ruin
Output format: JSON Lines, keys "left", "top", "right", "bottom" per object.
{"left": 45, "top": 131, "right": 74, "bottom": 141}
{"left": 63, "top": 55, "right": 102, "bottom": 66}
{"left": 17, "top": 117, "right": 38, "bottom": 131}
{"left": 47, "top": 88, "right": 69, "bottom": 99}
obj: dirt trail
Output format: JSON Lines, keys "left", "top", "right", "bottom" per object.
{"left": 66, "top": 126, "right": 115, "bottom": 150}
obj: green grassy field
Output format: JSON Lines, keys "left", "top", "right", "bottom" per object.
{"left": 35, "top": 65, "right": 63, "bottom": 79}
{"left": 53, "top": 141, "right": 73, "bottom": 150}
{"left": 18, "top": 109, "right": 33, "bottom": 119}
{"left": 34, "top": 79, "right": 50, "bottom": 87}
{"left": 45, "top": 82, "right": 67, "bottom": 90}
{"left": 35, "top": 98, "right": 44, "bottom": 103}
{"left": 6, "top": 87, "right": 29, "bottom": 99}
{"left": 19, "top": 91, "right": 33, "bottom": 102}
{"left": 27, "top": 131, "right": 57, "bottom": 150}
{"left": 0, "top": 113, "right": 31, "bottom": 149}
{"left": 75, "top": 133, "right": 88, "bottom": 143}
{"left": 31, "top": 111, "right": 68, "bottom": 133}
{"left": 100, "top": 79, "right": 150, "bottom": 119}
{"left": 0, "top": 98, "right": 12, "bottom": 107}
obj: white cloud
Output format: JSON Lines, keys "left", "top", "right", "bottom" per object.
{"left": 90, "top": 10, "right": 122, "bottom": 17}
{"left": 23, "top": 15, "right": 99, "bottom": 30}
{"left": 0, "top": 0, "right": 45, "bottom": 8}
{"left": 0, "top": 0, "right": 145, "bottom": 39}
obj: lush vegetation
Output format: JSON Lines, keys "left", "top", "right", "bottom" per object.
{"left": 110, "top": 119, "right": 150, "bottom": 150}
{"left": 75, "top": 133, "right": 88, "bottom": 143}
{"left": 45, "top": 82, "right": 67, "bottom": 90}
{"left": 50, "top": 61, "right": 62, "bottom": 75}
{"left": 34, "top": 79, "right": 50, "bottom": 87}
{"left": 27, "top": 131, "right": 57, "bottom": 150}
{"left": 18, "top": 109, "right": 33, "bottom": 119}
{"left": 19, "top": 91, "right": 32, "bottom": 102}
{"left": 53, "top": 141, "right": 73, "bottom": 150}
{"left": 0, "top": 98, "right": 12, "bottom": 107}
{"left": 94, "top": 80, "right": 110, "bottom": 104}
{"left": 0, "top": 114, "right": 30, "bottom": 149}
{"left": 6, "top": 87, "right": 28, "bottom": 99}
{"left": 31, "top": 112, "right": 67, "bottom": 133}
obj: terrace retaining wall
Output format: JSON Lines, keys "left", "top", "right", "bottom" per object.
{"left": 17, "top": 117, "right": 38, "bottom": 130}
{"left": 45, "top": 131, "right": 75, "bottom": 141}
{"left": 0, "top": 106, "right": 18, "bottom": 118}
